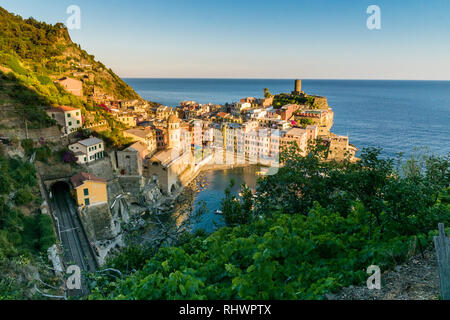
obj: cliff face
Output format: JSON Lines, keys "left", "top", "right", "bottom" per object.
{"left": 0, "top": 6, "right": 140, "bottom": 128}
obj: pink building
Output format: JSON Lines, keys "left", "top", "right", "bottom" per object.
{"left": 280, "top": 104, "right": 299, "bottom": 121}
{"left": 280, "top": 128, "right": 308, "bottom": 155}
{"left": 58, "top": 77, "right": 83, "bottom": 97}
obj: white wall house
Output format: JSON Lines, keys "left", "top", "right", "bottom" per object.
{"left": 46, "top": 106, "right": 83, "bottom": 135}
{"left": 234, "top": 102, "right": 251, "bottom": 112}
{"left": 69, "top": 137, "right": 105, "bottom": 165}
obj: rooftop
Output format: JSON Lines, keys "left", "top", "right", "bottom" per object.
{"left": 126, "top": 141, "right": 148, "bottom": 154}
{"left": 76, "top": 137, "right": 103, "bottom": 147}
{"left": 48, "top": 106, "right": 80, "bottom": 113}
{"left": 286, "top": 128, "right": 308, "bottom": 137}
{"left": 150, "top": 149, "right": 177, "bottom": 166}
{"left": 71, "top": 172, "right": 107, "bottom": 188}
{"left": 124, "top": 128, "right": 153, "bottom": 139}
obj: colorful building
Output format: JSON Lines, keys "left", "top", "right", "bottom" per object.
{"left": 57, "top": 77, "right": 83, "bottom": 97}
{"left": 71, "top": 172, "right": 108, "bottom": 207}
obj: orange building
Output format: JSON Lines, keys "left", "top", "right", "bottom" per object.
{"left": 71, "top": 172, "right": 108, "bottom": 207}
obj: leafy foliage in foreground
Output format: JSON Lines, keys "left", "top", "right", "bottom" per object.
{"left": 0, "top": 153, "right": 56, "bottom": 299}
{"left": 89, "top": 147, "right": 449, "bottom": 300}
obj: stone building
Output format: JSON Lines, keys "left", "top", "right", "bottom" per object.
{"left": 115, "top": 141, "right": 150, "bottom": 176}
{"left": 326, "top": 135, "right": 358, "bottom": 161}
{"left": 144, "top": 148, "right": 194, "bottom": 195}
{"left": 259, "top": 97, "right": 274, "bottom": 108}
{"left": 294, "top": 79, "right": 302, "bottom": 93}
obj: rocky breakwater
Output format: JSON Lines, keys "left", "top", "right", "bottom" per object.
{"left": 139, "top": 173, "right": 211, "bottom": 249}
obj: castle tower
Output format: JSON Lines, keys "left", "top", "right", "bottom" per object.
{"left": 167, "top": 113, "right": 181, "bottom": 149}
{"left": 294, "top": 79, "right": 302, "bottom": 93}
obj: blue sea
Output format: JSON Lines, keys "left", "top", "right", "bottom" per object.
{"left": 124, "top": 78, "right": 450, "bottom": 159}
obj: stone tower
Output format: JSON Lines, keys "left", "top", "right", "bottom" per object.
{"left": 295, "top": 79, "right": 302, "bottom": 93}
{"left": 167, "top": 113, "right": 181, "bottom": 149}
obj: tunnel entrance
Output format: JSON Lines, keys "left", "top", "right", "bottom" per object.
{"left": 51, "top": 181, "right": 71, "bottom": 195}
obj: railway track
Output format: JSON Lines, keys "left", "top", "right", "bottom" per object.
{"left": 52, "top": 187, "right": 97, "bottom": 297}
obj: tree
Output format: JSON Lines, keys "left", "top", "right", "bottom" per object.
{"left": 263, "top": 88, "right": 273, "bottom": 98}
{"left": 221, "top": 180, "right": 254, "bottom": 227}
{"left": 0, "top": 175, "right": 12, "bottom": 195}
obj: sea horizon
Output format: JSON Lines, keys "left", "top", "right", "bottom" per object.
{"left": 124, "top": 77, "right": 450, "bottom": 82}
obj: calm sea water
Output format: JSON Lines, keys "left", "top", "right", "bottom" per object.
{"left": 125, "top": 78, "right": 450, "bottom": 231}
{"left": 190, "top": 166, "right": 261, "bottom": 232}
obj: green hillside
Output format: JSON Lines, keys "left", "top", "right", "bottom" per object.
{"left": 0, "top": 6, "right": 140, "bottom": 129}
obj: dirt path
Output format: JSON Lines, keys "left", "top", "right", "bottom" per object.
{"left": 328, "top": 249, "right": 441, "bottom": 300}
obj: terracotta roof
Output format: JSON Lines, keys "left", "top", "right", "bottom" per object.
{"left": 48, "top": 106, "right": 80, "bottom": 113}
{"left": 71, "top": 172, "right": 107, "bottom": 188}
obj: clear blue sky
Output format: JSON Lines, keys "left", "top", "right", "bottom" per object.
{"left": 2, "top": 0, "right": 450, "bottom": 79}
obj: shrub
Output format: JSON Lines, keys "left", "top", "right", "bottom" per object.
{"left": 37, "top": 214, "right": 55, "bottom": 252}
{"left": 35, "top": 145, "right": 52, "bottom": 163}
{"left": 14, "top": 187, "right": 34, "bottom": 206}
{"left": 20, "top": 139, "right": 34, "bottom": 156}
{"left": 37, "top": 75, "right": 52, "bottom": 85}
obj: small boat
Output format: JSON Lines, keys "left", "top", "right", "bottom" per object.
{"left": 214, "top": 210, "right": 223, "bottom": 215}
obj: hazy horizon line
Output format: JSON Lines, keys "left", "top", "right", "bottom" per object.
{"left": 122, "top": 77, "right": 450, "bottom": 82}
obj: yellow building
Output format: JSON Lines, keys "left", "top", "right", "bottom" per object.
{"left": 70, "top": 172, "right": 108, "bottom": 207}
{"left": 114, "top": 113, "right": 137, "bottom": 127}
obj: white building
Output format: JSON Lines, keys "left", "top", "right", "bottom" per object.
{"left": 69, "top": 137, "right": 105, "bottom": 164}
{"left": 46, "top": 106, "right": 83, "bottom": 135}
{"left": 248, "top": 109, "right": 267, "bottom": 119}
{"left": 234, "top": 102, "right": 252, "bottom": 113}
